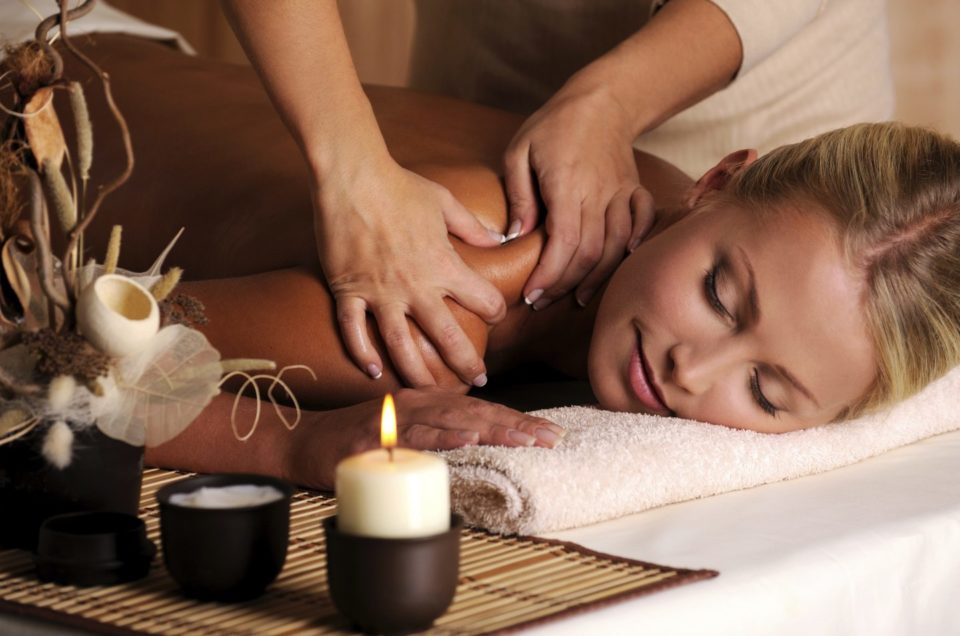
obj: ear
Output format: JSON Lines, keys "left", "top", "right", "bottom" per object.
{"left": 683, "top": 149, "right": 758, "bottom": 208}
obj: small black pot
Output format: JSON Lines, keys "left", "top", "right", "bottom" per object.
{"left": 156, "top": 473, "right": 294, "bottom": 602}
{"left": 324, "top": 514, "right": 462, "bottom": 635}
{"left": 0, "top": 422, "right": 144, "bottom": 552}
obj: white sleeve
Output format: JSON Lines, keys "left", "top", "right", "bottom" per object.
{"left": 708, "top": 0, "right": 827, "bottom": 75}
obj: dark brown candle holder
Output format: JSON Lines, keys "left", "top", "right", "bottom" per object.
{"left": 323, "top": 514, "right": 462, "bottom": 635}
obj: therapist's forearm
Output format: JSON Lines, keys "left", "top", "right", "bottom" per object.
{"left": 221, "top": 0, "right": 389, "bottom": 177}
{"left": 571, "top": 0, "right": 742, "bottom": 138}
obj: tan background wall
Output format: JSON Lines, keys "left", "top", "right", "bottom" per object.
{"left": 108, "top": 0, "right": 960, "bottom": 137}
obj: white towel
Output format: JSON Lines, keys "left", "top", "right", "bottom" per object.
{"left": 442, "top": 365, "right": 960, "bottom": 535}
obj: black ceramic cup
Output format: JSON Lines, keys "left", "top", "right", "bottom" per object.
{"left": 156, "top": 473, "right": 294, "bottom": 602}
{"left": 35, "top": 512, "right": 156, "bottom": 587}
{"left": 323, "top": 514, "right": 462, "bottom": 635}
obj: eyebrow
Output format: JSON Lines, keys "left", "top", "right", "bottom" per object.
{"left": 733, "top": 246, "right": 821, "bottom": 409}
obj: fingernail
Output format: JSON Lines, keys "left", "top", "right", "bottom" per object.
{"left": 488, "top": 229, "right": 506, "bottom": 243}
{"left": 505, "top": 220, "right": 522, "bottom": 241}
{"left": 534, "top": 427, "right": 561, "bottom": 447}
{"left": 472, "top": 373, "right": 488, "bottom": 388}
{"left": 507, "top": 430, "right": 537, "bottom": 446}
{"left": 458, "top": 431, "right": 479, "bottom": 444}
{"left": 524, "top": 289, "right": 544, "bottom": 305}
{"left": 532, "top": 297, "right": 551, "bottom": 311}
{"left": 628, "top": 238, "right": 642, "bottom": 253}
{"left": 367, "top": 363, "right": 382, "bottom": 380}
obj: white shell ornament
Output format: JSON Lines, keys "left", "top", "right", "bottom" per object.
{"left": 76, "top": 274, "right": 160, "bottom": 357}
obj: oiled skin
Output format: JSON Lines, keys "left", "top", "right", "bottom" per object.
{"left": 64, "top": 35, "right": 692, "bottom": 410}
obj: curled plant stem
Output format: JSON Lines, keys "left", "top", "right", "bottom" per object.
{"left": 220, "top": 365, "right": 316, "bottom": 441}
{"left": 34, "top": 0, "right": 96, "bottom": 44}
{"left": 51, "top": 0, "right": 134, "bottom": 300}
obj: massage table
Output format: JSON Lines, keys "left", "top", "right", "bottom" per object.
{"left": 2, "top": 427, "right": 958, "bottom": 635}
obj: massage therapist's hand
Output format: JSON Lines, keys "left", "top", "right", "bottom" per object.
{"left": 290, "top": 389, "right": 565, "bottom": 489}
{"left": 316, "top": 153, "right": 507, "bottom": 388}
{"left": 504, "top": 74, "right": 656, "bottom": 310}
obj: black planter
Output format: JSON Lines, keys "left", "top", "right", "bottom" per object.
{"left": 0, "top": 422, "right": 144, "bottom": 552}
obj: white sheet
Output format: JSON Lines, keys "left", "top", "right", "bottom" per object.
{"left": 523, "top": 428, "right": 960, "bottom": 635}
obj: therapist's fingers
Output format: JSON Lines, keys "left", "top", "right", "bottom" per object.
{"left": 627, "top": 186, "right": 656, "bottom": 253}
{"left": 533, "top": 195, "right": 607, "bottom": 309}
{"left": 521, "top": 184, "right": 581, "bottom": 306}
{"left": 411, "top": 298, "right": 488, "bottom": 388}
{"left": 335, "top": 295, "right": 384, "bottom": 380}
{"left": 443, "top": 259, "right": 507, "bottom": 326}
{"left": 503, "top": 141, "right": 540, "bottom": 240}
{"left": 372, "top": 303, "right": 436, "bottom": 387}
{"left": 574, "top": 191, "right": 633, "bottom": 306}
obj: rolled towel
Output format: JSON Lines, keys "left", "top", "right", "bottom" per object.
{"left": 442, "top": 365, "right": 960, "bottom": 535}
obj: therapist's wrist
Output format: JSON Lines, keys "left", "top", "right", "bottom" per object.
{"left": 561, "top": 65, "right": 646, "bottom": 142}
{"left": 303, "top": 110, "right": 393, "bottom": 186}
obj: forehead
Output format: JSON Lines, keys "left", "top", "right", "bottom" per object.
{"left": 705, "top": 202, "right": 876, "bottom": 417}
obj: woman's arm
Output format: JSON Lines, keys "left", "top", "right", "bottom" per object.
{"left": 146, "top": 388, "right": 563, "bottom": 491}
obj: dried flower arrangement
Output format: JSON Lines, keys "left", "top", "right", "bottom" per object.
{"left": 0, "top": 1, "right": 301, "bottom": 471}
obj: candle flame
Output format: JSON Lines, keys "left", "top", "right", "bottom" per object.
{"left": 380, "top": 393, "right": 397, "bottom": 449}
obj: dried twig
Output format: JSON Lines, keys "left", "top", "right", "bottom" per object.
{"left": 0, "top": 364, "right": 43, "bottom": 398}
{"left": 36, "top": 1, "right": 133, "bottom": 301}
{"left": 27, "top": 170, "right": 69, "bottom": 312}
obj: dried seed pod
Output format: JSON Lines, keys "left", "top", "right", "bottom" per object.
{"left": 23, "top": 87, "right": 66, "bottom": 171}
{"left": 68, "top": 81, "right": 93, "bottom": 182}
{"left": 151, "top": 267, "right": 183, "bottom": 302}
{"left": 40, "top": 158, "right": 76, "bottom": 231}
{"left": 104, "top": 225, "right": 122, "bottom": 274}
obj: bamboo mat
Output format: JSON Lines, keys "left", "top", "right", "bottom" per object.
{"left": 0, "top": 468, "right": 717, "bottom": 635}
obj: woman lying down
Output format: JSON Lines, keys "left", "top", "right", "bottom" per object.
{"left": 74, "top": 39, "right": 960, "bottom": 490}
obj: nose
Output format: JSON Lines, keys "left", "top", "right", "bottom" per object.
{"left": 668, "top": 340, "right": 745, "bottom": 395}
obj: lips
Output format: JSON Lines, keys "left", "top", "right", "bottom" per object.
{"left": 628, "top": 330, "right": 671, "bottom": 415}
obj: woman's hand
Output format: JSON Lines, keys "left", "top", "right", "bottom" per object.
{"left": 289, "top": 388, "right": 565, "bottom": 489}
{"left": 504, "top": 75, "right": 656, "bottom": 310}
{"left": 315, "top": 155, "right": 508, "bottom": 388}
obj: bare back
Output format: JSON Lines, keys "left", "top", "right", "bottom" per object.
{"left": 68, "top": 35, "right": 692, "bottom": 408}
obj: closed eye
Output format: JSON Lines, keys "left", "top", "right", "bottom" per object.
{"left": 703, "top": 262, "right": 782, "bottom": 418}
{"left": 703, "top": 264, "right": 733, "bottom": 321}
{"left": 751, "top": 369, "right": 780, "bottom": 417}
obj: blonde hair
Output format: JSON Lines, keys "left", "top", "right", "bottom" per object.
{"left": 727, "top": 122, "right": 960, "bottom": 418}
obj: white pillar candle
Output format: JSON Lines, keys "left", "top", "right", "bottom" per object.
{"left": 335, "top": 447, "right": 450, "bottom": 538}
{"left": 334, "top": 394, "right": 451, "bottom": 538}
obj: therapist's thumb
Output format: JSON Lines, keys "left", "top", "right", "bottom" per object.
{"left": 441, "top": 195, "right": 506, "bottom": 247}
